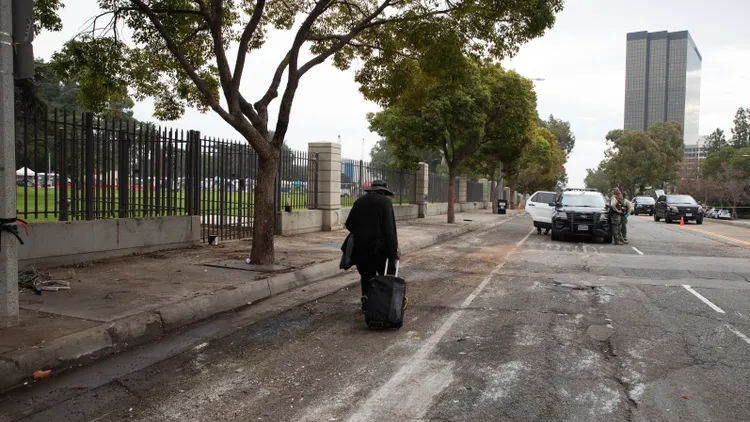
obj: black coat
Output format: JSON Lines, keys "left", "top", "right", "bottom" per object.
{"left": 345, "top": 192, "right": 399, "bottom": 262}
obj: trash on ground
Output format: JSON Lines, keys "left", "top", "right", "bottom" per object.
{"left": 33, "top": 370, "right": 51, "bottom": 380}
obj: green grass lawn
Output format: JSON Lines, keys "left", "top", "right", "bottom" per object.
{"left": 15, "top": 186, "right": 388, "bottom": 222}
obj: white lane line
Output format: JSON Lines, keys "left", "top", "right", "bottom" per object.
{"left": 348, "top": 228, "right": 535, "bottom": 422}
{"left": 682, "top": 285, "right": 725, "bottom": 314}
{"left": 726, "top": 325, "right": 750, "bottom": 345}
{"left": 631, "top": 246, "right": 644, "bottom": 255}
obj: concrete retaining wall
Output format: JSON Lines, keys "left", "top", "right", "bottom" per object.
{"left": 424, "top": 203, "right": 449, "bottom": 216}
{"left": 19, "top": 216, "right": 201, "bottom": 269}
{"left": 284, "top": 204, "right": 420, "bottom": 235}
{"left": 280, "top": 209, "right": 324, "bottom": 235}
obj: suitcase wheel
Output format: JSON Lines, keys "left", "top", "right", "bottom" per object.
{"left": 403, "top": 296, "right": 409, "bottom": 310}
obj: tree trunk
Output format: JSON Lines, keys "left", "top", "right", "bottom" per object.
{"left": 447, "top": 166, "right": 456, "bottom": 224}
{"left": 251, "top": 150, "right": 280, "bottom": 264}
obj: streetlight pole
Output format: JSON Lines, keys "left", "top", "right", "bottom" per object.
{"left": 0, "top": 0, "right": 18, "bottom": 327}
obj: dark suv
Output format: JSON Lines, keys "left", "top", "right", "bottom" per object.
{"left": 654, "top": 194, "right": 703, "bottom": 224}
{"left": 632, "top": 196, "right": 655, "bottom": 216}
{"left": 550, "top": 189, "right": 612, "bottom": 243}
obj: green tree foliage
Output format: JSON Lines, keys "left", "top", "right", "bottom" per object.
{"left": 368, "top": 58, "right": 539, "bottom": 223}
{"left": 369, "top": 138, "right": 443, "bottom": 172}
{"left": 730, "top": 107, "right": 750, "bottom": 148}
{"left": 538, "top": 114, "right": 575, "bottom": 158}
{"left": 595, "top": 122, "right": 684, "bottom": 198}
{"left": 367, "top": 55, "right": 490, "bottom": 223}
{"left": 33, "top": 0, "right": 65, "bottom": 35}
{"left": 512, "top": 126, "right": 566, "bottom": 194}
{"left": 49, "top": 0, "right": 564, "bottom": 263}
{"left": 703, "top": 128, "right": 728, "bottom": 156}
{"left": 699, "top": 146, "right": 750, "bottom": 218}
{"left": 584, "top": 163, "right": 612, "bottom": 194}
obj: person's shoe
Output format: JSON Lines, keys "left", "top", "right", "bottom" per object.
{"left": 615, "top": 242, "right": 623, "bottom": 245}
{"left": 623, "top": 240, "right": 629, "bottom": 244}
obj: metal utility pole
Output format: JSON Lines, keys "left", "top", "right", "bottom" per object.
{"left": 1, "top": 0, "right": 34, "bottom": 327}
{"left": 0, "top": 0, "right": 18, "bottom": 328}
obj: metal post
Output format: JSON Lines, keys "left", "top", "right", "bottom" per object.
{"left": 0, "top": 0, "right": 18, "bottom": 327}
{"left": 85, "top": 112, "right": 95, "bottom": 220}
{"left": 358, "top": 160, "right": 364, "bottom": 197}
{"left": 192, "top": 131, "right": 200, "bottom": 216}
{"left": 117, "top": 130, "right": 129, "bottom": 218}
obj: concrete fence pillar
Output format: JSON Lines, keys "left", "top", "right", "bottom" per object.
{"left": 504, "top": 187, "right": 510, "bottom": 202}
{"left": 416, "top": 162, "right": 429, "bottom": 218}
{"left": 478, "top": 178, "right": 489, "bottom": 209}
{"left": 308, "top": 142, "right": 342, "bottom": 231}
{"left": 458, "top": 176, "right": 468, "bottom": 212}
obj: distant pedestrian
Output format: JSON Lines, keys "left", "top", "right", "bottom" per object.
{"left": 610, "top": 188, "right": 626, "bottom": 245}
{"left": 345, "top": 180, "right": 399, "bottom": 311}
{"left": 621, "top": 197, "right": 634, "bottom": 243}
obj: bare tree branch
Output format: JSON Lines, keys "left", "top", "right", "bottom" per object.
{"left": 254, "top": 51, "right": 290, "bottom": 123}
{"left": 298, "top": 0, "right": 397, "bottom": 77}
{"left": 232, "top": 0, "right": 266, "bottom": 95}
{"left": 272, "top": 0, "right": 331, "bottom": 146}
{"left": 128, "top": 0, "right": 235, "bottom": 126}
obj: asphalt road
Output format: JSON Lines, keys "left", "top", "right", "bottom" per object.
{"left": 2, "top": 214, "right": 750, "bottom": 422}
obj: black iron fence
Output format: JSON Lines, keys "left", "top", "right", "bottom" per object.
{"left": 279, "top": 148, "right": 317, "bottom": 211}
{"left": 14, "top": 109, "right": 196, "bottom": 222}
{"left": 467, "top": 180, "right": 484, "bottom": 202}
{"left": 15, "top": 108, "right": 429, "bottom": 241}
{"left": 427, "top": 173, "right": 450, "bottom": 203}
{"left": 198, "top": 135, "right": 258, "bottom": 242}
{"left": 341, "top": 159, "right": 416, "bottom": 207}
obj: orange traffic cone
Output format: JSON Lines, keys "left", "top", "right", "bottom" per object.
{"left": 680, "top": 216, "right": 685, "bottom": 226}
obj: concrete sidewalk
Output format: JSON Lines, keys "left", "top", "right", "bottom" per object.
{"left": 0, "top": 210, "right": 517, "bottom": 390}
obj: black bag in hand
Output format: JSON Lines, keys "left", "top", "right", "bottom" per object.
{"left": 364, "top": 259, "right": 407, "bottom": 329}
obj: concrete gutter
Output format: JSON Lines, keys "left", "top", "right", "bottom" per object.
{"left": 0, "top": 213, "right": 515, "bottom": 391}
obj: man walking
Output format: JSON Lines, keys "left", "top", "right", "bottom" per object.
{"left": 345, "top": 180, "right": 399, "bottom": 310}
{"left": 609, "top": 188, "right": 626, "bottom": 245}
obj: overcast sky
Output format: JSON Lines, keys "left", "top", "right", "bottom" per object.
{"left": 33, "top": 0, "right": 750, "bottom": 187}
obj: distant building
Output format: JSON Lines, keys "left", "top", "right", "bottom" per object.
{"left": 684, "top": 143, "right": 706, "bottom": 160}
{"left": 624, "top": 30, "right": 702, "bottom": 145}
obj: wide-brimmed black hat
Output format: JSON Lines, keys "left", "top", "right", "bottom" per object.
{"left": 364, "top": 179, "right": 394, "bottom": 196}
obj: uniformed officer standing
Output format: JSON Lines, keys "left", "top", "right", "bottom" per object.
{"left": 609, "top": 188, "right": 626, "bottom": 245}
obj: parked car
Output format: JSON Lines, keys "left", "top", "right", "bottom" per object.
{"left": 632, "top": 196, "right": 655, "bottom": 216}
{"left": 550, "top": 188, "right": 612, "bottom": 243}
{"left": 654, "top": 194, "right": 703, "bottom": 224}
{"left": 525, "top": 190, "right": 557, "bottom": 234}
{"left": 706, "top": 208, "right": 717, "bottom": 218}
{"left": 717, "top": 209, "right": 732, "bottom": 220}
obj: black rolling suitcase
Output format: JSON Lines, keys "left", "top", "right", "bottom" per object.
{"left": 365, "top": 260, "right": 408, "bottom": 329}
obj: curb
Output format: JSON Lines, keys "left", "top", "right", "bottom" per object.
{"left": 707, "top": 218, "right": 750, "bottom": 229}
{"left": 0, "top": 213, "right": 516, "bottom": 391}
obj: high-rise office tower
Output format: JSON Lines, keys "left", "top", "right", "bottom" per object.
{"left": 624, "top": 31, "right": 702, "bottom": 145}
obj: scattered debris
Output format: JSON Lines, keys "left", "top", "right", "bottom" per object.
{"left": 194, "top": 342, "right": 209, "bottom": 351}
{"left": 32, "top": 370, "right": 51, "bottom": 380}
{"left": 682, "top": 395, "right": 689, "bottom": 399}
{"left": 17, "top": 268, "right": 71, "bottom": 294}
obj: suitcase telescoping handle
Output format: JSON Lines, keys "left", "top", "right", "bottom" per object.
{"left": 384, "top": 259, "right": 399, "bottom": 278}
